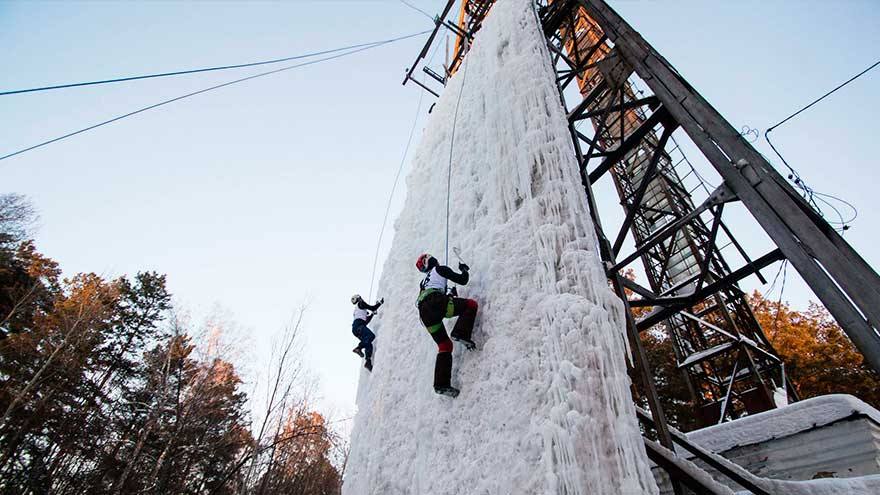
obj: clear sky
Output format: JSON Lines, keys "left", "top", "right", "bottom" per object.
{"left": 2, "top": 0, "right": 879, "bottom": 421}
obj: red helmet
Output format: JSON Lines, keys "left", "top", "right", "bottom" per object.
{"left": 415, "top": 253, "right": 432, "bottom": 273}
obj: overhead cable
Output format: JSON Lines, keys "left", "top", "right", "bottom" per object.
{"left": 1, "top": 33, "right": 428, "bottom": 97}
{"left": 0, "top": 30, "right": 431, "bottom": 163}
{"left": 398, "top": 0, "right": 436, "bottom": 21}
{"left": 763, "top": 58, "right": 877, "bottom": 231}
{"left": 766, "top": 59, "right": 879, "bottom": 134}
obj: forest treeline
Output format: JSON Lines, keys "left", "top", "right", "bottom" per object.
{"left": 0, "top": 194, "right": 344, "bottom": 494}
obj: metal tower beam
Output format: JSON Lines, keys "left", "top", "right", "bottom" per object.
{"left": 539, "top": 0, "right": 790, "bottom": 426}
{"left": 573, "top": 0, "right": 880, "bottom": 373}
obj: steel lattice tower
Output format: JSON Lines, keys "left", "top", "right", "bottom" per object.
{"left": 404, "top": 0, "right": 880, "bottom": 490}
{"left": 429, "top": 0, "right": 794, "bottom": 426}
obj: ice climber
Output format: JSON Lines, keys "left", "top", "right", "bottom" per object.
{"left": 415, "top": 253, "right": 479, "bottom": 398}
{"left": 351, "top": 294, "right": 383, "bottom": 372}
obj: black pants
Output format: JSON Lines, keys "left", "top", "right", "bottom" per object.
{"left": 351, "top": 319, "right": 374, "bottom": 360}
{"left": 418, "top": 291, "right": 479, "bottom": 389}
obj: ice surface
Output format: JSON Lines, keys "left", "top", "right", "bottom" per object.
{"left": 343, "top": 1, "right": 657, "bottom": 493}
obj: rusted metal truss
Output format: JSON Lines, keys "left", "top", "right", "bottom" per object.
{"left": 436, "top": 0, "right": 798, "bottom": 428}
{"left": 402, "top": 0, "right": 487, "bottom": 97}
{"left": 539, "top": 0, "right": 791, "bottom": 428}
{"left": 538, "top": 0, "right": 880, "bottom": 417}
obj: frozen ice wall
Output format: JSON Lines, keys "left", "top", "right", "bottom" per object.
{"left": 344, "top": 0, "right": 658, "bottom": 493}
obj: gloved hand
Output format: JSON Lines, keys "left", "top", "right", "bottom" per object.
{"left": 378, "top": 298, "right": 385, "bottom": 306}
{"left": 459, "top": 263, "right": 470, "bottom": 272}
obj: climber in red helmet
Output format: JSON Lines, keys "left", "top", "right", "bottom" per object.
{"left": 415, "top": 253, "right": 479, "bottom": 398}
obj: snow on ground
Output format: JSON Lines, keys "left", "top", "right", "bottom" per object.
{"left": 664, "top": 394, "right": 880, "bottom": 495}
{"left": 343, "top": 0, "right": 657, "bottom": 493}
{"left": 688, "top": 394, "right": 880, "bottom": 453}
{"left": 756, "top": 474, "right": 880, "bottom": 495}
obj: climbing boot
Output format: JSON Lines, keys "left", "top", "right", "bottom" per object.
{"left": 434, "top": 386, "right": 460, "bottom": 398}
{"left": 450, "top": 335, "right": 477, "bottom": 351}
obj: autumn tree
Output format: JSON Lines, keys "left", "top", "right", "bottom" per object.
{"left": 624, "top": 264, "right": 880, "bottom": 432}
{"left": 633, "top": 294, "right": 880, "bottom": 433}
{"left": 749, "top": 291, "right": 880, "bottom": 409}
{"left": 0, "top": 242, "right": 256, "bottom": 493}
{"left": 213, "top": 310, "right": 346, "bottom": 495}
{"left": 0, "top": 273, "right": 120, "bottom": 483}
{"left": 638, "top": 329, "right": 702, "bottom": 432}
{"left": 255, "top": 411, "right": 341, "bottom": 495}
{"left": 0, "top": 241, "right": 60, "bottom": 339}
{"left": 0, "top": 194, "right": 340, "bottom": 494}
{"left": 103, "top": 333, "right": 252, "bottom": 495}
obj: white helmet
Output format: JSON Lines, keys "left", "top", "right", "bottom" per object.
{"left": 351, "top": 294, "right": 361, "bottom": 305}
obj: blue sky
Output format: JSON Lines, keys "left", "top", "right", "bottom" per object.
{"left": 2, "top": 0, "right": 878, "bottom": 419}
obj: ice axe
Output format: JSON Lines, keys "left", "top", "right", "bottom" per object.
{"left": 448, "top": 247, "right": 469, "bottom": 297}
{"left": 452, "top": 246, "right": 467, "bottom": 265}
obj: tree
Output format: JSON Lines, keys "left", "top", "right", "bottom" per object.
{"left": 0, "top": 272, "right": 120, "bottom": 492}
{"left": 256, "top": 411, "right": 341, "bottom": 495}
{"left": 0, "top": 241, "right": 257, "bottom": 494}
{"left": 0, "top": 195, "right": 339, "bottom": 494}
{"left": 0, "top": 194, "right": 51, "bottom": 338}
{"left": 0, "top": 241, "right": 60, "bottom": 337}
{"left": 749, "top": 291, "right": 880, "bottom": 409}
{"left": 633, "top": 289, "right": 880, "bottom": 433}
{"left": 0, "top": 193, "right": 38, "bottom": 246}
{"left": 200, "top": 308, "right": 346, "bottom": 495}
{"left": 105, "top": 333, "right": 252, "bottom": 495}
{"left": 639, "top": 329, "right": 701, "bottom": 432}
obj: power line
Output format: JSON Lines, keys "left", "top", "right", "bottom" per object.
{"left": 0, "top": 30, "right": 430, "bottom": 163}
{"left": 1, "top": 38, "right": 422, "bottom": 97}
{"left": 763, "top": 58, "right": 877, "bottom": 232}
{"left": 398, "top": 0, "right": 436, "bottom": 21}
{"left": 766, "top": 58, "right": 879, "bottom": 133}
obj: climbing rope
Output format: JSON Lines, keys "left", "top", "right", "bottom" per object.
{"left": 368, "top": 86, "right": 425, "bottom": 301}
{"left": 366, "top": 36, "right": 446, "bottom": 300}
{"left": 445, "top": 55, "right": 471, "bottom": 265}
